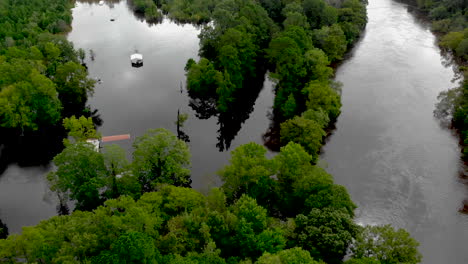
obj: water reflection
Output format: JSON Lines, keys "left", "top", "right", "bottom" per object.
{"left": 187, "top": 70, "right": 267, "bottom": 151}
{"left": 0, "top": 218, "right": 8, "bottom": 239}
{"left": 0, "top": 0, "right": 274, "bottom": 233}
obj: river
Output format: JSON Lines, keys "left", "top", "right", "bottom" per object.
{"left": 0, "top": 0, "right": 466, "bottom": 262}
{"left": 321, "top": 0, "right": 467, "bottom": 263}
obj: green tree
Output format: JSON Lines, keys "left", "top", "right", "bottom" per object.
{"left": 231, "top": 195, "right": 286, "bottom": 259}
{"left": 218, "top": 143, "right": 277, "bottom": 206}
{"left": 302, "top": 108, "right": 330, "bottom": 129}
{"left": 274, "top": 142, "right": 335, "bottom": 216}
{"left": 349, "top": 225, "right": 422, "bottom": 264}
{"left": 256, "top": 247, "right": 320, "bottom": 264}
{"left": 345, "top": 258, "right": 381, "bottom": 264}
{"left": 55, "top": 61, "right": 95, "bottom": 112}
{"left": 281, "top": 93, "right": 298, "bottom": 119}
{"left": 93, "top": 231, "right": 157, "bottom": 264}
{"left": 305, "top": 184, "right": 356, "bottom": 217}
{"left": 133, "top": 128, "right": 191, "bottom": 192}
{"left": 280, "top": 116, "right": 325, "bottom": 162}
{"left": 47, "top": 142, "right": 108, "bottom": 211}
{"left": 313, "top": 24, "right": 347, "bottom": 61}
{"left": 294, "top": 208, "right": 360, "bottom": 264}
{"left": 186, "top": 58, "right": 224, "bottom": 95}
{"left": 62, "top": 115, "right": 101, "bottom": 144}
{"left": 304, "top": 80, "right": 342, "bottom": 121}
{"left": 0, "top": 69, "right": 62, "bottom": 131}
{"left": 102, "top": 144, "right": 132, "bottom": 199}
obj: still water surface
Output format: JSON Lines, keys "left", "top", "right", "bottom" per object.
{"left": 0, "top": 0, "right": 274, "bottom": 232}
{"left": 321, "top": 0, "right": 467, "bottom": 263}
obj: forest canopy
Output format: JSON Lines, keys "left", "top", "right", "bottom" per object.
{"left": 0, "top": 1, "right": 423, "bottom": 263}
{"left": 0, "top": 0, "right": 95, "bottom": 132}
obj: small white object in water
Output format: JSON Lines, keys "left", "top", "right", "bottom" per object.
{"left": 99, "top": 1, "right": 104, "bottom": 5}
{"left": 130, "top": 53, "right": 143, "bottom": 66}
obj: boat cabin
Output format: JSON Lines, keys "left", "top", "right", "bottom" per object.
{"left": 130, "top": 53, "right": 143, "bottom": 67}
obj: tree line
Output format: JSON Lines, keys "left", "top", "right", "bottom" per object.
{"left": 418, "top": 0, "right": 468, "bottom": 161}
{"left": 0, "top": 0, "right": 423, "bottom": 263}
{"left": 0, "top": 118, "right": 421, "bottom": 263}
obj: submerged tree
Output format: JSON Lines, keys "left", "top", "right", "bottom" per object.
{"left": 132, "top": 128, "right": 191, "bottom": 192}
{"left": 47, "top": 142, "right": 108, "bottom": 211}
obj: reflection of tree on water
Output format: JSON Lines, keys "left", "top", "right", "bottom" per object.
{"left": 262, "top": 112, "right": 281, "bottom": 152}
{"left": 176, "top": 109, "right": 190, "bottom": 143}
{"left": 0, "top": 218, "right": 8, "bottom": 239}
{"left": 0, "top": 107, "right": 102, "bottom": 176}
{"left": 188, "top": 70, "right": 267, "bottom": 151}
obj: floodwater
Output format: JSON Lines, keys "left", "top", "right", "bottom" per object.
{"left": 0, "top": 1, "right": 466, "bottom": 262}
{"left": 321, "top": 0, "right": 467, "bottom": 263}
{"left": 0, "top": 0, "right": 274, "bottom": 233}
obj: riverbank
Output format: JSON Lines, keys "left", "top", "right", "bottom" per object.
{"left": 321, "top": 0, "right": 467, "bottom": 262}
{"left": 402, "top": 0, "right": 468, "bottom": 164}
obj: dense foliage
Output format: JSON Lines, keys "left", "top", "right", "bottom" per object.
{"left": 1, "top": 136, "right": 421, "bottom": 263}
{"left": 0, "top": 1, "right": 423, "bottom": 263}
{"left": 181, "top": 0, "right": 367, "bottom": 159}
{"left": 0, "top": 0, "right": 96, "bottom": 132}
{"left": 47, "top": 128, "right": 191, "bottom": 211}
{"left": 417, "top": 0, "right": 468, "bottom": 160}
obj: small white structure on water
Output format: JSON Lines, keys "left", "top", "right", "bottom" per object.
{"left": 130, "top": 53, "right": 143, "bottom": 67}
{"left": 99, "top": 1, "right": 104, "bottom": 5}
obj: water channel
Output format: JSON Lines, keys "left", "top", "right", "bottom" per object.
{"left": 0, "top": 0, "right": 275, "bottom": 233}
{"left": 321, "top": 0, "right": 467, "bottom": 263}
{"left": 0, "top": 0, "right": 466, "bottom": 262}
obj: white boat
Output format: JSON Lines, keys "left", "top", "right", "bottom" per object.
{"left": 130, "top": 53, "right": 143, "bottom": 67}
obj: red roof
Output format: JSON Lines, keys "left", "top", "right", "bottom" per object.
{"left": 102, "top": 134, "right": 131, "bottom": 142}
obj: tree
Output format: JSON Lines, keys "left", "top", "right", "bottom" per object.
{"left": 78, "top": 48, "right": 86, "bottom": 64}
{"left": 93, "top": 231, "right": 157, "bottom": 264}
{"left": 47, "top": 142, "right": 108, "bottom": 211}
{"left": 62, "top": 115, "right": 101, "bottom": 144}
{"left": 102, "top": 144, "right": 132, "bottom": 199}
{"left": 281, "top": 93, "right": 298, "bottom": 119}
{"left": 349, "top": 225, "right": 422, "bottom": 264}
{"left": 0, "top": 69, "right": 62, "bottom": 131}
{"left": 186, "top": 58, "right": 224, "bottom": 95}
{"left": 304, "top": 80, "right": 342, "bottom": 121}
{"left": 280, "top": 116, "right": 325, "bottom": 163}
{"left": 305, "top": 184, "right": 356, "bottom": 217}
{"left": 256, "top": 247, "right": 320, "bottom": 264}
{"left": 303, "top": 48, "right": 333, "bottom": 81}
{"left": 231, "top": 195, "right": 286, "bottom": 259}
{"left": 301, "top": 108, "right": 330, "bottom": 129}
{"left": 218, "top": 143, "right": 277, "bottom": 206}
{"left": 294, "top": 208, "right": 359, "bottom": 264}
{"left": 313, "top": 24, "right": 347, "bottom": 61}
{"left": 283, "top": 12, "right": 310, "bottom": 30}
{"left": 55, "top": 61, "right": 95, "bottom": 113}
{"left": 345, "top": 258, "right": 381, "bottom": 264}
{"left": 133, "top": 128, "right": 191, "bottom": 192}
